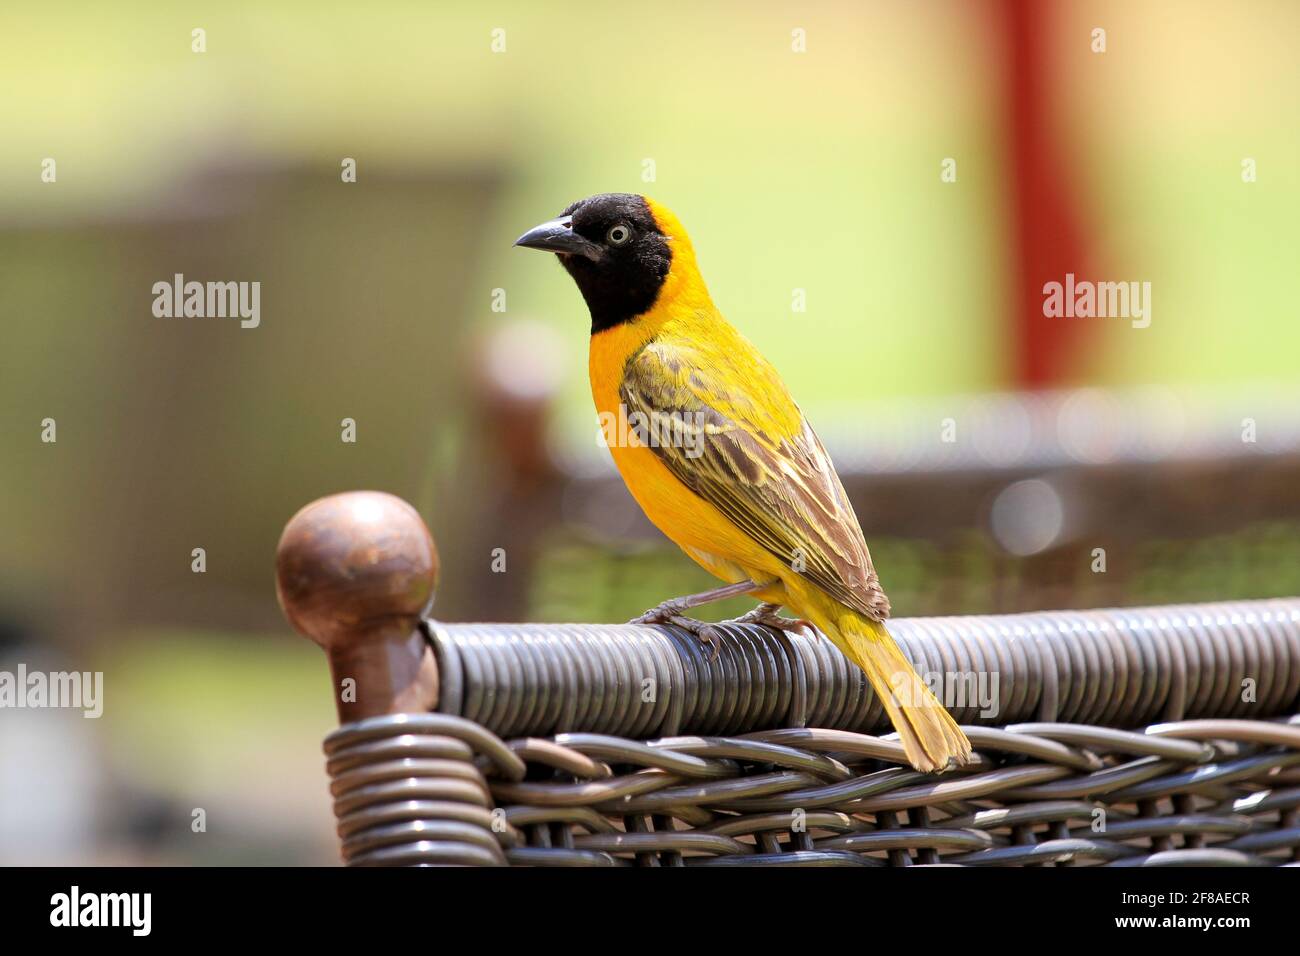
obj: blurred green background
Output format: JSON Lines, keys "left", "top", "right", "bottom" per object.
{"left": 0, "top": 0, "right": 1297, "bottom": 864}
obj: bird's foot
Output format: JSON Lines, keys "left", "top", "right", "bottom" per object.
{"left": 728, "top": 603, "right": 815, "bottom": 635}
{"left": 630, "top": 598, "right": 690, "bottom": 625}
{"left": 630, "top": 602, "right": 723, "bottom": 661}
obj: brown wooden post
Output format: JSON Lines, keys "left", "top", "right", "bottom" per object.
{"left": 275, "top": 491, "right": 440, "bottom": 723}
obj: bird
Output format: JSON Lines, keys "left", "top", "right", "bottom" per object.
{"left": 515, "top": 193, "right": 971, "bottom": 773}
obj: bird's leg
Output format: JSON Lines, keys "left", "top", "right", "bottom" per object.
{"left": 727, "top": 603, "right": 815, "bottom": 636}
{"left": 630, "top": 579, "right": 763, "bottom": 623}
{"left": 630, "top": 579, "right": 763, "bottom": 661}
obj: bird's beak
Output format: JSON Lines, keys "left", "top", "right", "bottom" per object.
{"left": 513, "top": 215, "right": 603, "bottom": 261}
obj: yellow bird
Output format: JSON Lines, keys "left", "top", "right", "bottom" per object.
{"left": 515, "top": 194, "right": 971, "bottom": 773}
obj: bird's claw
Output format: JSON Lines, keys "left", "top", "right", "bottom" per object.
{"left": 629, "top": 599, "right": 688, "bottom": 626}
{"left": 630, "top": 605, "right": 723, "bottom": 662}
{"left": 693, "top": 623, "right": 723, "bottom": 663}
{"left": 730, "top": 603, "right": 814, "bottom": 636}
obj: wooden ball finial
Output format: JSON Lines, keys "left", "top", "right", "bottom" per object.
{"left": 276, "top": 491, "right": 440, "bottom": 721}
{"left": 276, "top": 491, "right": 438, "bottom": 648}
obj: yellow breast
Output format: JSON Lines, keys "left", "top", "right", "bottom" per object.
{"left": 588, "top": 314, "right": 786, "bottom": 588}
{"left": 589, "top": 321, "right": 716, "bottom": 552}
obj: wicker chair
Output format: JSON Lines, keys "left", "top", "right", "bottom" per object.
{"left": 275, "top": 491, "right": 1300, "bottom": 867}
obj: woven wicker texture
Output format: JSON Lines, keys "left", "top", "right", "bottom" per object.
{"left": 325, "top": 712, "right": 1300, "bottom": 866}
{"left": 322, "top": 599, "right": 1300, "bottom": 866}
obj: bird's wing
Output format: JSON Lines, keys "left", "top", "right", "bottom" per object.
{"left": 619, "top": 336, "right": 890, "bottom": 620}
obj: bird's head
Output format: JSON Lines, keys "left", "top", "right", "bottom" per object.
{"left": 514, "top": 193, "right": 705, "bottom": 333}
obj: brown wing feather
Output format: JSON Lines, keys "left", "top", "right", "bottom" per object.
{"left": 620, "top": 339, "right": 890, "bottom": 620}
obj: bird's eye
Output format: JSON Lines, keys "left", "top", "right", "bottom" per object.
{"left": 607, "top": 224, "right": 631, "bottom": 245}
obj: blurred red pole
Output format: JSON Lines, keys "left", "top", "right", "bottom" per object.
{"left": 999, "top": 0, "right": 1098, "bottom": 387}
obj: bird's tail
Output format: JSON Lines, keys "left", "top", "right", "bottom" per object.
{"left": 790, "top": 590, "right": 972, "bottom": 772}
